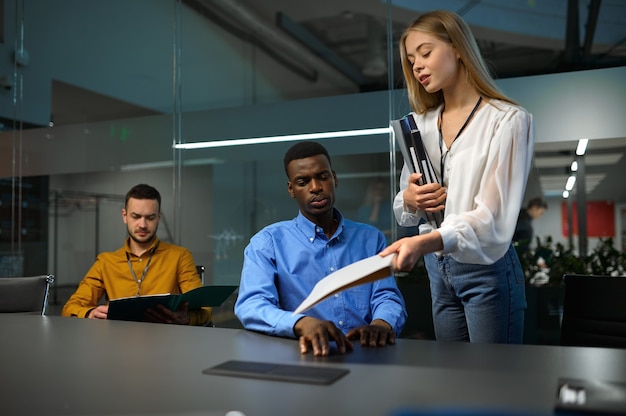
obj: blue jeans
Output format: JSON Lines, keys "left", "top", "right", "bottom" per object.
{"left": 424, "top": 245, "right": 526, "bottom": 343}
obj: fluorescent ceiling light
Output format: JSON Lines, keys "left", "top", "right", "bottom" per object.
{"left": 576, "top": 138, "right": 589, "bottom": 155}
{"left": 570, "top": 160, "right": 578, "bottom": 172}
{"left": 119, "top": 161, "right": 172, "bottom": 171}
{"left": 173, "top": 127, "right": 391, "bottom": 150}
{"left": 563, "top": 190, "right": 569, "bottom": 198}
{"left": 565, "top": 175, "right": 577, "bottom": 191}
{"left": 119, "top": 157, "right": 223, "bottom": 171}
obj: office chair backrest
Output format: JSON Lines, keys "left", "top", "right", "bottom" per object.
{"left": 0, "top": 274, "right": 55, "bottom": 315}
{"left": 560, "top": 274, "right": 626, "bottom": 348}
{"left": 196, "top": 265, "right": 205, "bottom": 285}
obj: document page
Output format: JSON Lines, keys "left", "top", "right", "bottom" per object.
{"left": 292, "top": 254, "right": 395, "bottom": 315}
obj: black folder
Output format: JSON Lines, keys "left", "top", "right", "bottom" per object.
{"left": 107, "top": 285, "right": 238, "bottom": 322}
{"left": 203, "top": 360, "right": 350, "bottom": 385}
{"left": 391, "top": 114, "right": 443, "bottom": 228}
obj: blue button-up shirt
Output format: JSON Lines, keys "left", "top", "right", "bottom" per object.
{"left": 235, "top": 209, "right": 407, "bottom": 338}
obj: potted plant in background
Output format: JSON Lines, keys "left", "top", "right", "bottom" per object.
{"left": 519, "top": 236, "right": 626, "bottom": 345}
{"left": 520, "top": 236, "right": 626, "bottom": 286}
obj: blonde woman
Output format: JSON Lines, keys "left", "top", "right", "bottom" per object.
{"left": 381, "top": 10, "right": 534, "bottom": 343}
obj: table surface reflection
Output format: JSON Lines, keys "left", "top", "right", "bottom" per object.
{"left": 1, "top": 314, "right": 625, "bottom": 416}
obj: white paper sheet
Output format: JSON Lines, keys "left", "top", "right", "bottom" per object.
{"left": 292, "top": 253, "right": 396, "bottom": 315}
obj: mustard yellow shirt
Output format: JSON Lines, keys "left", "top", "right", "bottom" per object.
{"left": 62, "top": 237, "right": 211, "bottom": 325}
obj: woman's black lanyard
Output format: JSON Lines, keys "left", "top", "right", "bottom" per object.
{"left": 126, "top": 241, "right": 160, "bottom": 296}
{"left": 439, "top": 96, "right": 483, "bottom": 185}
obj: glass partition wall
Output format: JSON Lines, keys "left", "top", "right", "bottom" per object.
{"left": 3, "top": 1, "right": 625, "bottom": 340}
{"left": 0, "top": 0, "right": 410, "bottom": 325}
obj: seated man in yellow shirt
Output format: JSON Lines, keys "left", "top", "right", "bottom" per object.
{"left": 62, "top": 184, "right": 210, "bottom": 326}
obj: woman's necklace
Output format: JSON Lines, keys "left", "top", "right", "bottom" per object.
{"left": 438, "top": 96, "right": 483, "bottom": 185}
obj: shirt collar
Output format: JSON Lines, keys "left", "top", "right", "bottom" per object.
{"left": 124, "top": 236, "right": 160, "bottom": 256}
{"left": 295, "top": 209, "right": 344, "bottom": 243}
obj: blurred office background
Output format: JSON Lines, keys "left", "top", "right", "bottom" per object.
{"left": 1, "top": 0, "right": 625, "bottom": 340}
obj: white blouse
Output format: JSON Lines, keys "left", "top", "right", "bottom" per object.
{"left": 393, "top": 99, "right": 535, "bottom": 265}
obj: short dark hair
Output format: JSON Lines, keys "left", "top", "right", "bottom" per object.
{"left": 283, "top": 141, "right": 332, "bottom": 177}
{"left": 125, "top": 184, "right": 161, "bottom": 211}
{"left": 528, "top": 197, "right": 547, "bottom": 210}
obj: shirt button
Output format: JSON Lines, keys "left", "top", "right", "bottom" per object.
{"left": 309, "top": 237, "right": 314, "bottom": 242}
{"left": 338, "top": 320, "right": 343, "bottom": 326}
{"left": 330, "top": 267, "right": 335, "bottom": 272}
{"left": 139, "top": 258, "right": 142, "bottom": 262}
{"left": 334, "top": 294, "right": 339, "bottom": 298}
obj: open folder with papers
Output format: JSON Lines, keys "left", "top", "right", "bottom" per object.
{"left": 391, "top": 114, "right": 443, "bottom": 228}
{"left": 292, "top": 254, "right": 395, "bottom": 315}
{"left": 107, "top": 285, "right": 238, "bottom": 322}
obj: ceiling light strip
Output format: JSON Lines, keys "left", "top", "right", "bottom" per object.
{"left": 576, "top": 138, "right": 589, "bottom": 155}
{"left": 173, "top": 127, "right": 391, "bottom": 150}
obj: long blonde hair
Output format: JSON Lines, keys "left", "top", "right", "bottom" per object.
{"left": 399, "top": 10, "right": 516, "bottom": 114}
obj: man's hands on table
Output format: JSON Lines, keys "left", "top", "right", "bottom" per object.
{"left": 294, "top": 316, "right": 395, "bottom": 356}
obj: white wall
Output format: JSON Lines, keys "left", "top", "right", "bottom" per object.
{"left": 498, "top": 67, "right": 626, "bottom": 144}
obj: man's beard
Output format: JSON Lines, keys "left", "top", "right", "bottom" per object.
{"left": 128, "top": 226, "right": 158, "bottom": 244}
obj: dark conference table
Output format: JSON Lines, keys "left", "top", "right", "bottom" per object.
{"left": 1, "top": 314, "right": 625, "bottom": 416}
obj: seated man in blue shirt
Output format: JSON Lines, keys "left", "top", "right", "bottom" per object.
{"left": 235, "top": 141, "right": 407, "bottom": 356}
